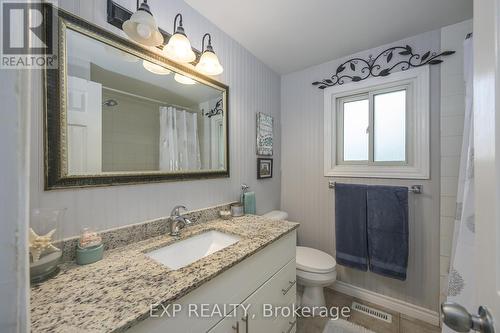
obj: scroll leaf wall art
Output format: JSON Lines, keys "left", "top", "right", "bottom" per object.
{"left": 256, "top": 112, "right": 273, "bottom": 156}
{"left": 311, "top": 45, "right": 455, "bottom": 89}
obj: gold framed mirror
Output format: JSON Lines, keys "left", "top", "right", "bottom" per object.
{"left": 44, "top": 8, "right": 229, "bottom": 189}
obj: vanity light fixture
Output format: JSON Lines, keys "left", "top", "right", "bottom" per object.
{"left": 174, "top": 73, "right": 196, "bottom": 85}
{"left": 164, "top": 14, "right": 196, "bottom": 63}
{"left": 122, "top": 0, "right": 164, "bottom": 47}
{"left": 142, "top": 60, "right": 171, "bottom": 75}
{"left": 195, "top": 33, "right": 223, "bottom": 75}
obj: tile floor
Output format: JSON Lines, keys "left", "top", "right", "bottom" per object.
{"left": 297, "top": 289, "right": 441, "bottom": 333}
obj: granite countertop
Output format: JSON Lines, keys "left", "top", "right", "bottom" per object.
{"left": 31, "top": 215, "right": 299, "bottom": 333}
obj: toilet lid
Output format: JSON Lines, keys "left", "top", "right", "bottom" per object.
{"left": 296, "top": 246, "right": 336, "bottom": 273}
{"left": 262, "top": 210, "right": 288, "bottom": 221}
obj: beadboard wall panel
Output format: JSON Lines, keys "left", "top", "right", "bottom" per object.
{"left": 29, "top": 0, "right": 281, "bottom": 238}
{"left": 281, "top": 30, "right": 442, "bottom": 311}
{"left": 0, "top": 70, "right": 30, "bottom": 333}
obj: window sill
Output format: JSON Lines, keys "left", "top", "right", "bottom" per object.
{"left": 325, "top": 164, "right": 429, "bottom": 179}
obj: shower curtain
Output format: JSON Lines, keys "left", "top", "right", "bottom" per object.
{"left": 443, "top": 37, "right": 474, "bottom": 332}
{"left": 159, "top": 106, "right": 201, "bottom": 171}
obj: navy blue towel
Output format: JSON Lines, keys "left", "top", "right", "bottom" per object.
{"left": 335, "top": 183, "right": 368, "bottom": 271}
{"left": 367, "top": 186, "right": 409, "bottom": 281}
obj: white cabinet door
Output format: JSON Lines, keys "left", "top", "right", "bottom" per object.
{"left": 67, "top": 76, "right": 102, "bottom": 174}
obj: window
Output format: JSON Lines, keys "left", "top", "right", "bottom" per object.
{"left": 341, "top": 97, "right": 369, "bottom": 161}
{"left": 337, "top": 86, "right": 407, "bottom": 164}
{"left": 324, "top": 67, "right": 429, "bottom": 179}
{"left": 373, "top": 89, "right": 406, "bottom": 162}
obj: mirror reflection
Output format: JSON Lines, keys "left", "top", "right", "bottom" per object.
{"left": 65, "top": 28, "right": 226, "bottom": 175}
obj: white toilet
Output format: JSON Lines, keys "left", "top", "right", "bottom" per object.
{"left": 262, "top": 211, "right": 337, "bottom": 308}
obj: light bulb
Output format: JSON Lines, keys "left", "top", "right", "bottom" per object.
{"left": 143, "top": 60, "right": 171, "bottom": 75}
{"left": 136, "top": 23, "right": 152, "bottom": 39}
{"left": 122, "top": 1, "right": 163, "bottom": 47}
{"left": 174, "top": 73, "right": 196, "bottom": 85}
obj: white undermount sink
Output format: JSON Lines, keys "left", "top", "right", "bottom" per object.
{"left": 145, "top": 230, "right": 241, "bottom": 270}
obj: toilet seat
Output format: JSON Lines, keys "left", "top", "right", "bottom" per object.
{"left": 296, "top": 268, "right": 337, "bottom": 284}
{"left": 296, "top": 246, "right": 336, "bottom": 274}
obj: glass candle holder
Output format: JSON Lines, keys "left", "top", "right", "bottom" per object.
{"left": 29, "top": 208, "right": 66, "bottom": 284}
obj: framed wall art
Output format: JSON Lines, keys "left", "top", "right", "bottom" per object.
{"left": 257, "top": 158, "right": 273, "bottom": 179}
{"left": 256, "top": 112, "right": 273, "bottom": 156}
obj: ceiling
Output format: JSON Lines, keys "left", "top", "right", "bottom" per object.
{"left": 185, "top": 0, "right": 472, "bottom": 74}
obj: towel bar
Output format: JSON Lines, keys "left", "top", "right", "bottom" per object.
{"left": 327, "top": 181, "right": 422, "bottom": 194}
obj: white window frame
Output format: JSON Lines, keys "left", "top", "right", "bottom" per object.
{"left": 324, "top": 66, "right": 430, "bottom": 179}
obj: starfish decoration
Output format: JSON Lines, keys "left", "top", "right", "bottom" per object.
{"left": 29, "top": 228, "right": 60, "bottom": 263}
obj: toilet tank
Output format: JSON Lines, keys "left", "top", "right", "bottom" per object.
{"left": 262, "top": 210, "right": 289, "bottom": 221}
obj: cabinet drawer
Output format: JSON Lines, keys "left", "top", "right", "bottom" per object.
{"left": 245, "top": 258, "right": 296, "bottom": 311}
{"left": 264, "top": 258, "right": 297, "bottom": 306}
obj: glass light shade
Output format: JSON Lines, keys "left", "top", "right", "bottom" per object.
{"left": 195, "top": 51, "right": 223, "bottom": 75}
{"left": 123, "top": 10, "right": 164, "bottom": 46}
{"left": 174, "top": 73, "right": 196, "bottom": 85}
{"left": 164, "top": 33, "right": 196, "bottom": 63}
{"left": 142, "top": 60, "right": 171, "bottom": 75}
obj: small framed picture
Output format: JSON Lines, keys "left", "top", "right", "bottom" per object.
{"left": 257, "top": 158, "right": 273, "bottom": 179}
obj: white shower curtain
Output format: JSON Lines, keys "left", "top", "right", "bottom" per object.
{"left": 159, "top": 106, "right": 201, "bottom": 171}
{"left": 443, "top": 37, "right": 474, "bottom": 332}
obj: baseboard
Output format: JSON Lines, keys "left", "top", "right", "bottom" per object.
{"left": 330, "top": 281, "right": 440, "bottom": 326}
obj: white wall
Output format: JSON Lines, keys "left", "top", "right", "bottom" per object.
{"left": 439, "top": 19, "right": 473, "bottom": 305}
{"left": 29, "top": 0, "right": 282, "bottom": 238}
{"left": 281, "top": 30, "right": 442, "bottom": 311}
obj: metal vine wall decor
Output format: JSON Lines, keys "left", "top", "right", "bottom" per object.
{"left": 311, "top": 45, "right": 455, "bottom": 89}
{"left": 203, "top": 98, "right": 223, "bottom": 118}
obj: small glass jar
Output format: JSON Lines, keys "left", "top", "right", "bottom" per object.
{"left": 230, "top": 203, "right": 244, "bottom": 217}
{"left": 76, "top": 228, "right": 103, "bottom": 265}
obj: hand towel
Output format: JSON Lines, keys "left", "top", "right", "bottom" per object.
{"left": 367, "top": 185, "right": 409, "bottom": 280}
{"left": 335, "top": 183, "right": 368, "bottom": 271}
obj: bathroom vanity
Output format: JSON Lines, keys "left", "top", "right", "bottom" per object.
{"left": 30, "top": 216, "right": 298, "bottom": 333}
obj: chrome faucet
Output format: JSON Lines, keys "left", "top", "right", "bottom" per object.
{"left": 169, "top": 205, "right": 193, "bottom": 237}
